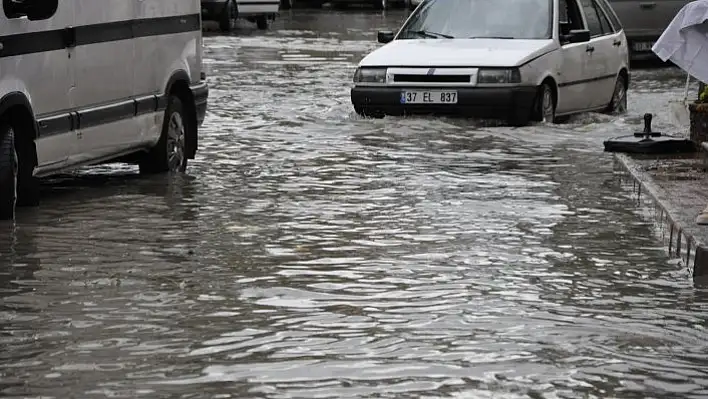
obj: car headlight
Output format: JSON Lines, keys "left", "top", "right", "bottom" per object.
{"left": 353, "top": 67, "right": 387, "bottom": 84}
{"left": 477, "top": 68, "right": 521, "bottom": 84}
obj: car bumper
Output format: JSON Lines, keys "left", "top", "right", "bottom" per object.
{"left": 191, "top": 81, "right": 209, "bottom": 127}
{"left": 351, "top": 85, "right": 537, "bottom": 119}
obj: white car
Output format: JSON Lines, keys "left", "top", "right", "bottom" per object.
{"left": 351, "top": 0, "right": 630, "bottom": 126}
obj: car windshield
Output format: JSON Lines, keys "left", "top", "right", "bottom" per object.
{"left": 397, "top": 0, "right": 553, "bottom": 40}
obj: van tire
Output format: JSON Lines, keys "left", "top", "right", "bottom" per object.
{"left": 219, "top": 1, "right": 237, "bottom": 32}
{"left": 0, "top": 124, "right": 17, "bottom": 220}
{"left": 140, "top": 95, "right": 188, "bottom": 174}
{"left": 256, "top": 16, "right": 269, "bottom": 30}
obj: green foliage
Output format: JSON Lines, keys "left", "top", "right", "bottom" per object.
{"left": 700, "top": 85, "right": 708, "bottom": 103}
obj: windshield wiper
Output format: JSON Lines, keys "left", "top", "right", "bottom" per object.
{"left": 468, "top": 36, "right": 516, "bottom": 39}
{"left": 409, "top": 30, "right": 455, "bottom": 39}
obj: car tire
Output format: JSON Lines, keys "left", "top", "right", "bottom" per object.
{"left": 219, "top": 0, "right": 237, "bottom": 32}
{"left": 140, "top": 95, "right": 189, "bottom": 174}
{"left": 256, "top": 16, "right": 269, "bottom": 30}
{"left": 0, "top": 124, "right": 17, "bottom": 221}
{"left": 605, "top": 74, "right": 627, "bottom": 115}
{"left": 354, "top": 106, "right": 384, "bottom": 119}
{"left": 531, "top": 82, "right": 556, "bottom": 123}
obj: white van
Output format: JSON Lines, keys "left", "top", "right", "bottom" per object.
{"left": 0, "top": 0, "right": 209, "bottom": 220}
{"left": 201, "top": 0, "right": 279, "bottom": 31}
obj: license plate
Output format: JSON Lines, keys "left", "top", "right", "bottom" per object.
{"left": 400, "top": 90, "right": 458, "bottom": 104}
{"left": 632, "top": 41, "right": 654, "bottom": 52}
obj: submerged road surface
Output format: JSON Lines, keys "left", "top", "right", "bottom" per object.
{"left": 2, "top": 9, "right": 707, "bottom": 399}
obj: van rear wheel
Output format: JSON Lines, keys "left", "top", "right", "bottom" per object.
{"left": 0, "top": 124, "right": 17, "bottom": 220}
{"left": 140, "top": 95, "right": 188, "bottom": 174}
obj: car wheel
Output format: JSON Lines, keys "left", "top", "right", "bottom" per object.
{"left": 606, "top": 75, "right": 627, "bottom": 115}
{"left": 531, "top": 82, "right": 556, "bottom": 123}
{"left": 140, "top": 95, "right": 188, "bottom": 174}
{"left": 0, "top": 124, "right": 17, "bottom": 221}
{"left": 354, "top": 105, "right": 384, "bottom": 119}
{"left": 256, "top": 16, "right": 269, "bottom": 30}
{"left": 219, "top": 1, "right": 237, "bottom": 32}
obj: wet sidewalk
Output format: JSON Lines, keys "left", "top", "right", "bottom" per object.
{"left": 614, "top": 151, "right": 708, "bottom": 281}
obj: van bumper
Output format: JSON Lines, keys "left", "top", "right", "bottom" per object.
{"left": 350, "top": 85, "right": 537, "bottom": 120}
{"left": 191, "top": 81, "right": 209, "bottom": 127}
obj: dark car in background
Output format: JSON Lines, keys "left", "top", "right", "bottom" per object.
{"left": 607, "top": 0, "right": 692, "bottom": 60}
{"left": 283, "top": 0, "right": 410, "bottom": 9}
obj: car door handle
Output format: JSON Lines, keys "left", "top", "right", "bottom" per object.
{"left": 586, "top": 45, "right": 595, "bottom": 53}
{"left": 613, "top": 39, "right": 622, "bottom": 47}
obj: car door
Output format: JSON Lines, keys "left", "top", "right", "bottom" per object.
{"left": 72, "top": 0, "right": 137, "bottom": 163}
{"left": 556, "top": 0, "right": 593, "bottom": 114}
{"left": 578, "top": 0, "right": 617, "bottom": 109}
{"left": 597, "top": 0, "right": 629, "bottom": 96}
{"left": 0, "top": 1, "right": 76, "bottom": 173}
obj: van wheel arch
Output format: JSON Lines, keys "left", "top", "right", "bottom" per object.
{"left": 0, "top": 93, "right": 40, "bottom": 208}
{"left": 165, "top": 72, "right": 198, "bottom": 160}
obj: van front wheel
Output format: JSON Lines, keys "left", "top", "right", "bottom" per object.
{"left": 140, "top": 96, "right": 188, "bottom": 174}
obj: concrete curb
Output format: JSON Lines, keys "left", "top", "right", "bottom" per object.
{"left": 613, "top": 153, "right": 708, "bottom": 281}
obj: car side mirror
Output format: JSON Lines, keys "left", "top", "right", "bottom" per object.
{"left": 565, "top": 29, "right": 591, "bottom": 44}
{"left": 4, "top": 0, "right": 58, "bottom": 21}
{"left": 377, "top": 30, "right": 395, "bottom": 44}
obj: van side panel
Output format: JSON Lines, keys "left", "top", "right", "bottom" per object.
{"left": 135, "top": 0, "right": 202, "bottom": 146}
{"left": 0, "top": 2, "right": 77, "bottom": 173}
{"left": 71, "top": 0, "right": 139, "bottom": 163}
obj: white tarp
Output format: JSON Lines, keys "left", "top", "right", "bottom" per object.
{"left": 653, "top": 0, "right": 708, "bottom": 84}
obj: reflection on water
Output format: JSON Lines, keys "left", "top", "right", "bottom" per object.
{"left": 1, "top": 9, "right": 708, "bottom": 399}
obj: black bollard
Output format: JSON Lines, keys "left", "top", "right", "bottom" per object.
{"left": 634, "top": 113, "right": 661, "bottom": 138}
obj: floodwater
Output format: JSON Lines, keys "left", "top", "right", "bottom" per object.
{"left": 2, "top": 8, "right": 708, "bottom": 399}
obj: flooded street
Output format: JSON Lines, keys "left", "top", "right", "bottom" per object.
{"left": 3, "top": 9, "right": 708, "bottom": 398}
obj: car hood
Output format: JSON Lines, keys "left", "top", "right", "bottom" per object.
{"left": 359, "top": 38, "right": 557, "bottom": 67}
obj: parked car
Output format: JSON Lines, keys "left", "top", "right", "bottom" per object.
{"left": 201, "top": 0, "right": 279, "bottom": 31}
{"left": 312, "top": 0, "right": 410, "bottom": 9}
{"left": 0, "top": 0, "right": 209, "bottom": 220}
{"left": 350, "top": 0, "right": 630, "bottom": 126}
{"left": 606, "top": 0, "right": 693, "bottom": 60}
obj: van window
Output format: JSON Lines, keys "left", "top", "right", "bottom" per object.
{"left": 3, "top": 0, "right": 58, "bottom": 20}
